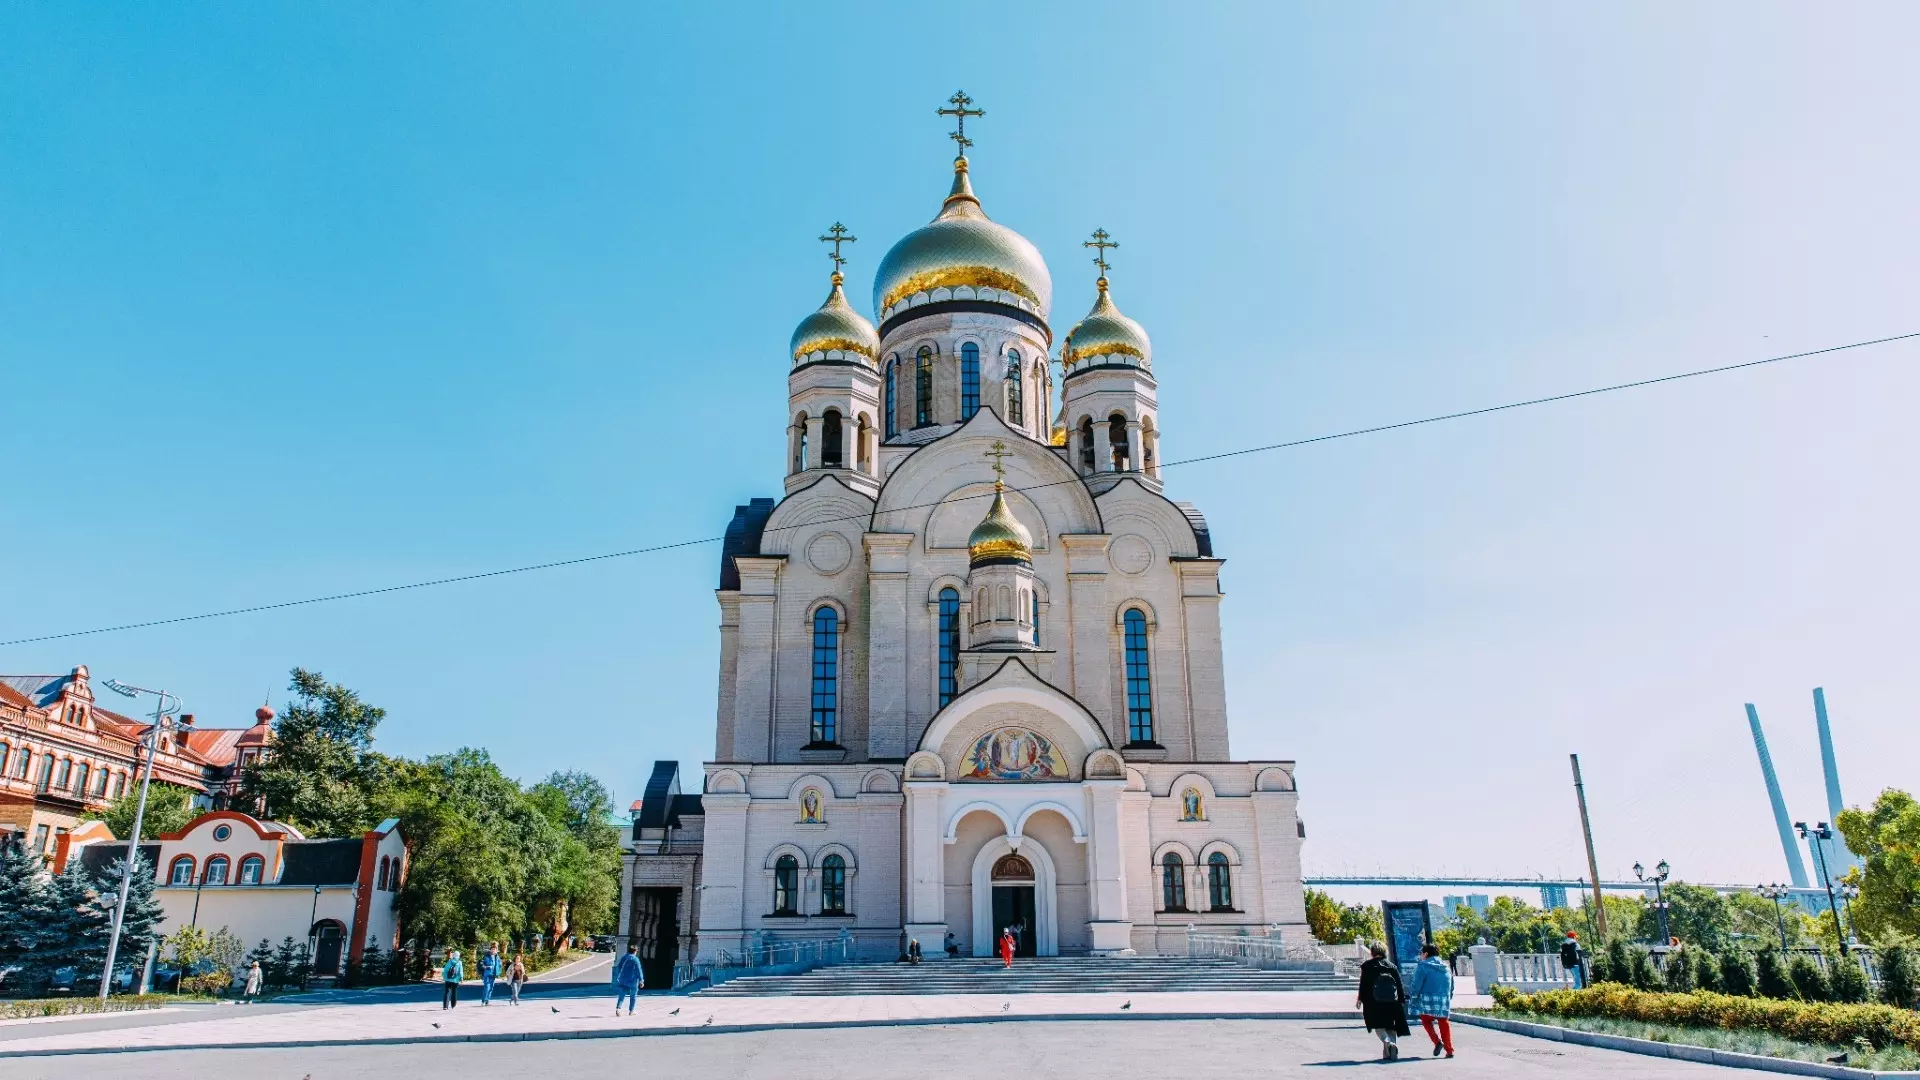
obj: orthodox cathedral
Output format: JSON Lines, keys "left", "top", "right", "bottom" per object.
{"left": 621, "top": 95, "right": 1306, "bottom": 974}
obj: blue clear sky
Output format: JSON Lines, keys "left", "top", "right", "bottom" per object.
{"left": 3, "top": 4, "right": 1914, "bottom": 893}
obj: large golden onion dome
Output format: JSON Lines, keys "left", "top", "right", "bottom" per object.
{"left": 791, "top": 273, "right": 880, "bottom": 365}
{"left": 873, "top": 159, "right": 1053, "bottom": 321}
{"left": 1061, "top": 277, "right": 1151, "bottom": 370}
{"left": 967, "top": 482, "right": 1033, "bottom": 566}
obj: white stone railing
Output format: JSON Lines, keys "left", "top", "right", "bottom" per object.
{"left": 1468, "top": 945, "right": 1576, "bottom": 994}
{"left": 674, "top": 933, "right": 855, "bottom": 989}
{"left": 1186, "top": 929, "right": 1360, "bottom": 977}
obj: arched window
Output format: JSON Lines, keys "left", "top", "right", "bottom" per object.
{"left": 15, "top": 749, "right": 31, "bottom": 780}
{"left": 810, "top": 606, "right": 840, "bottom": 745}
{"left": 793, "top": 413, "right": 809, "bottom": 473}
{"left": 820, "top": 853, "right": 847, "bottom": 914}
{"left": 54, "top": 759, "right": 70, "bottom": 790}
{"left": 1162, "top": 853, "right": 1187, "bottom": 911}
{"left": 1207, "top": 852, "right": 1234, "bottom": 911}
{"left": 937, "top": 587, "right": 961, "bottom": 707}
{"left": 203, "top": 855, "right": 230, "bottom": 885}
{"left": 1110, "top": 414, "right": 1130, "bottom": 471}
{"left": 1031, "top": 590, "right": 1041, "bottom": 645}
{"left": 915, "top": 346, "right": 934, "bottom": 426}
{"left": 0, "top": 742, "right": 10, "bottom": 777}
{"left": 37, "top": 756, "right": 53, "bottom": 789}
{"left": 884, "top": 357, "right": 899, "bottom": 438}
{"left": 1078, "top": 418, "right": 1095, "bottom": 473}
{"left": 376, "top": 856, "right": 390, "bottom": 891}
{"left": 822, "top": 410, "right": 844, "bottom": 469}
{"left": 960, "top": 342, "right": 980, "bottom": 420}
{"left": 390, "top": 860, "right": 403, "bottom": 890}
{"left": 111, "top": 772, "right": 126, "bottom": 798}
{"left": 1005, "top": 350, "right": 1023, "bottom": 425}
{"left": 1124, "top": 608, "right": 1155, "bottom": 744}
{"left": 239, "top": 855, "right": 265, "bottom": 885}
{"left": 169, "top": 856, "right": 195, "bottom": 886}
{"left": 73, "top": 763, "right": 88, "bottom": 794}
{"left": 773, "top": 855, "right": 799, "bottom": 915}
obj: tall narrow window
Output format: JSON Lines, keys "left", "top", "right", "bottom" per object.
{"left": 1005, "top": 350, "right": 1023, "bottom": 425}
{"left": 884, "top": 357, "right": 899, "bottom": 438}
{"left": 73, "top": 763, "right": 88, "bottom": 794}
{"left": 1078, "top": 418, "right": 1095, "bottom": 473}
{"left": 1162, "top": 853, "right": 1187, "bottom": 911}
{"left": 54, "top": 759, "right": 70, "bottom": 789}
{"left": 15, "top": 749, "right": 31, "bottom": 780}
{"left": 1031, "top": 589, "right": 1041, "bottom": 645}
{"left": 960, "top": 342, "right": 980, "bottom": 419}
{"left": 915, "top": 346, "right": 934, "bottom": 426}
{"left": 822, "top": 410, "right": 844, "bottom": 469}
{"left": 1110, "top": 414, "right": 1130, "bottom": 471}
{"left": 793, "top": 413, "right": 808, "bottom": 473}
{"left": 821, "top": 853, "right": 847, "bottom": 914}
{"left": 773, "top": 855, "right": 799, "bottom": 915}
{"left": 937, "top": 587, "right": 960, "bottom": 707}
{"left": 1124, "top": 608, "right": 1154, "bottom": 744}
{"left": 1207, "top": 852, "right": 1233, "bottom": 910}
{"left": 810, "top": 607, "right": 840, "bottom": 745}
{"left": 0, "top": 743, "right": 8, "bottom": 776}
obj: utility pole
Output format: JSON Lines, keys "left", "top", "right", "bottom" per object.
{"left": 1570, "top": 754, "right": 1609, "bottom": 938}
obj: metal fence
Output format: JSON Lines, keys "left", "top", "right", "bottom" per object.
{"left": 673, "top": 935, "right": 855, "bottom": 989}
{"left": 1186, "top": 931, "right": 1361, "bottom": 977}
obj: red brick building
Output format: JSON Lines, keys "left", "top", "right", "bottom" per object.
{"left": 0, "top": 665, "right": 272, "bottom": 860}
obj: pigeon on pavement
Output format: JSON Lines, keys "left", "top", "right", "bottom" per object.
{"left": 551, "top": 1006, "right": 560, "bottom": 1014}
{"left": 669, "top": 1007, "right": 681, "bottom": 1016}
{"left": 431, "top": 1023, "right": 440, "bottom": 1029}
{"left": 704, "top": 1016, "right": 715, "bottom": 1027}
{"left": 1827, "top": 1054, "right": 1849, "bottom": 1065}
{"left": 1120, "top": 1000, "right": 1131, "bottom": 1010}
{"left": 1001, "top": 1001, "right": 1010, "bottom": 1012}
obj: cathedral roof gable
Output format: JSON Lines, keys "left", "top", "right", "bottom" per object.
{"left": 758, "top": 474, "right": 876, "bottom": 556}
{"left": 1093, "top": 477, "right": 1208, "bottom": 559}
{"left": 915, "top": 656, "right": 1114, "bottom": 758}
{"left": 873, "top": 408, "right": 1099, "bottom": 540}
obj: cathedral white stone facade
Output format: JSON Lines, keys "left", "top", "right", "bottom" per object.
{"left": 662, "top": 129, "right": 1307, "bottom": 964}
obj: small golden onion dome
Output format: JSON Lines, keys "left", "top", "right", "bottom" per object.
{"left": 968, "top": 483, "right": 1033, "bottom": 566}
{"left": 1060, "top": 278, "right": 1151, "bottom": 370}
{"left": 791, "top": 273, "right": 880, "bottom": 364}
{"left": 872, "top": 158, "right": 1053, "bottom": 319}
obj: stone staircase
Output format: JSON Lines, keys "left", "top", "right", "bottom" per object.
{"left": 695, "top": 955, "right": 1358, "bottom": 997}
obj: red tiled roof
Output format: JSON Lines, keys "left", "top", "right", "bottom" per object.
{"left": 0, "top": 682, "right": 35, "bottom": 710}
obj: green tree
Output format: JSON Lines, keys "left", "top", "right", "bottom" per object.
{"left": 1788, "top": 954, "right": 1830, "bottom": 1001}
{"left": 1628, "top": 946, "right": 1661, "bottom": 991}
{"left": 526, "top": 771, "right": 622, "bottom": 941}
{"left": 0, "top": 842, "right": 50, "bottom": 990}
{"left": 1691, "top": 947, "right": 1721, "bottom": 992}
{"left": 1663, "top": 946, "right": 1696, "bottom": 991}
{"left": 89, "top": 855, "right": 166, "bottom": 990}
{"left": 1600, "top": 937, "right": 1634, "bottom": 986}
{"left": 29, "top": 862, "right": 112, "bottom": 994}
{"left": 1662, "top": 884, "right": 1735, "bottom": 952}
{"left": 1877, "top": 944, "right": 1915, "bottom": 1008}
{"left": 1755, "top": 947, "right": 1793, "bottom": 999}
{"left": 241, "top": 668, "right": 395, "bottom": 836}
{"left": 1304, "top": 889, "right": 1384, "bottom": 946}
{"left": 1836, "top": 789, "right": 1920, "bottom": 942}
{"left": 82, "top": 782, "right": 199, "bottom": 841}
{"left": 1719, "top": 950, "right": 1756, "bottom": 996}
{"left": 1829, "top": 952, "right": 1870, "bottom": 1003}
{"left": 167, "top": 925, "right": 243, "bottom": 995}
{"left": 1729, "top": 891, "right": 1809, "bottom": 949}
{"left": 270, "top": 936, "right": 301, "bottom": 989}
{"left": 385, "top": 749, "right": 555, "bottom": 947}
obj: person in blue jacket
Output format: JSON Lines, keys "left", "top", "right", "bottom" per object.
{"left": 441, "top": 949, "right": 465, "bottom": 1010}
{"left": 1408, "top": 943, "right": 1456, "bottom": 1058}
{"left": 612, "top": 943, "right": 643, "bottom": 1016}
{"left": 479, "top": 943, "right": 502, "bottom": 1005}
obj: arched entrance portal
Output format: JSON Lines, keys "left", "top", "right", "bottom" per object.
{"left": 969, "top": 834, "right": 1059, "bottom": 957}
{"left": 990, "top": 854, "right": 1037, "bottom": 958}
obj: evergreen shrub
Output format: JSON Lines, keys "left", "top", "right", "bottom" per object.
{"left": 1665, "top": 948, "right": 1696, "bottom": 992}
{"left": 1692, "top": 949, "right": 1721, "bottom": 994}
{"left": 1756, "top": 949, "right": 1794, "bottom": 1000}
{"left": 1830, "top": 954, "right": 1871, "bottom": 1004}
{"left": 1880, "top": 946, "right": 1917, "bottom": 1010}
{"left": 1719, "top": 951, "right": 1756, "bottom": 998}
{"left": 1490, "top": 984, "right": 1920, "bottom": 1052}
{"left": 1790, "top": 954, "right": 1832, "bottom": 1002}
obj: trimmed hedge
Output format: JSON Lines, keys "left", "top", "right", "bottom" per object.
{"left": 0, "top": 994, "right": 201, "bottom": 1020}
{"left": 1490, "top": 984, "right": 1920, "bottom": 1052}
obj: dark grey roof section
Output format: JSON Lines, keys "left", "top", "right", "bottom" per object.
{"left": 672, "top": 794, "right": 704, "bottom": 818}
{"left": 77, "top": 842, "right": 162, "bottom": 878}
{"left": 718, "top": 498, "right": 776, "bottom": 590}
{"left": 1, "top": 674, "right": 68, "bottom": 708}
{"left": 636, "top": 760, "right": 682, "bottom": 830}
{"left": 279, "top": 839, "right": 363, "bottom": 886}
{"left": 1172, "top": 502, "right": 1213, "bottom": 557}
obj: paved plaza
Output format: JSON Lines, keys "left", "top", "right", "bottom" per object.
{"left": 0, "top": 1018, "right": 1780, "bottom": 1080}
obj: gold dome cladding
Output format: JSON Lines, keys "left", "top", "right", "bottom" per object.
{"left": 969, "top": 440, "right": 1034, "bottom": 566}
{"left": 873, "top": 157, "right": 1053, "bottom": 317}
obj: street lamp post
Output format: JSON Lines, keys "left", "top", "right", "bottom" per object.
{"left": 95, "top": 680, "right": 191, "bottom": 1002}
{"left": 1796, "top": 822, "right": 1848, "bottom": 955}
{"left": 1756, "top": 883, "right": 1792, "bottom": 952}
{"left": 307, "top": 884, "right": 323, "bottom": 986}
{"left": 1837, "top": 882, "right": 1861, "bottom": 950}
{"left": 1633, "top": 860, "right": 1672, "bottom": 946}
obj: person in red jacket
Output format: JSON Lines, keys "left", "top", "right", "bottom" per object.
{"left": 998, "top": 928, "right": 1016, "bottom": 969}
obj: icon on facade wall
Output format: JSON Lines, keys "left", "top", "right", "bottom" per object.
{"left": 960, "top": 727, "right": 1069, "bottom": 781}
{"left": 799, "top": 788, "right": 824, "bottom": 823}
{"left": 1181, "top": 787, "right": 1204, "bottom": 821}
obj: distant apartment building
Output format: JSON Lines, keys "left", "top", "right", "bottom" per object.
{"left": 0, "top": 665, "right": 273, "bottom": 859}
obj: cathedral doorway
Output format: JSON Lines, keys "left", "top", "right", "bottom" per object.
{"left": 629, "top": 887, "right": 681, "bottom": 989}
{"left": 990, "top": 854, "right": 1038, "bottom": 957}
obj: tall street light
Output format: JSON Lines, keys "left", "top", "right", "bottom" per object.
{"left": 1756, "top": 883, "right": 1792, "bottom": 952}
{"left": 96, "top": 679, "right": 192, "bottom": 1001}
{"left": 1795, "top": 822, "right": 1848, "bottom": 955}
{"left": 1837, "top": 882, "right": 1861, "bottom": 950}
{"left": 1633, "top": 860, "right": 1672, "bottom": 946}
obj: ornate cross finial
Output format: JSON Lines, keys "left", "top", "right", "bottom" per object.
{"left": 1084, "top": 228, "right": 1118, "bottom": 282}
{"left": 984, "top": 439, "right": 1013, "bottom": 485}
{"left": 818, "top": 222, "right": 856, "bottom": 278}
{"left": 938, "top": 90, "right": 985, "bottom": 157}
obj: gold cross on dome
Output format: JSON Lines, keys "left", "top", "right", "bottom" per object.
{"left": 1084, "top": 228, "right": 1118, "bottom": 278}
{"left": 983, "top": 439, "right": 1013, "bottom": 482}
{"left": 818, "top": 222, "right": 856, "bottom": 274}
{"left": 938, "top": 90, "right": 984, "bottom": 155}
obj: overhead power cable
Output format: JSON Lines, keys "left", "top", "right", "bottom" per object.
{"left": 2, "top": 331, "right": 1912, "bottom": 648}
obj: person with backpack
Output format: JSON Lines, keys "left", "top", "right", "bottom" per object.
{"left": 611, "top": 944, "right": 643, "bottom": 1016}
{"left": 1560, "top": 931, "right": 1586, "bottom": 989}
{"left": 1356, "top": 943, "right": 1410, "bottom": 1060}
{"left": 479, "top": 943, "right": 501, "bottom": 1005}
{"left": 1409, "top": 943, "right": 1456, "bottom": 1058}
{"left": 441, "top": 949, "right": 465, "bottom": 1009}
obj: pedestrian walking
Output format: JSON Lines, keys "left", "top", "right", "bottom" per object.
{"left": 243, "top": 960, "right": 263, "bottom": 1003}
{"left": 1356, "top": 944, "right": 1410, "bottom": 1060}
{"left": 998, "top": 928, "right": 1016, "bottom": 969}
{"left": 441, "top": 949, "right": 465, "bottom": 1009}
{"left": 1409, "top": 943, "right": 1456, "bottom": 1058}
{"left": 507, "top": 952, "right": 528, "bottom": 1005}
{"left": 479, "top": 943, "right": 501, "bottom": 1005}
{"left": 612, "top": 944, "right": 643, "bottom": 1016}
{"left": 1560, "top": 931, "right": 1585, "bottom": 989}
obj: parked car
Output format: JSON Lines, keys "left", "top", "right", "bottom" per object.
{"left": 590, "top": 935, "right": 615, "bottom": 952}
